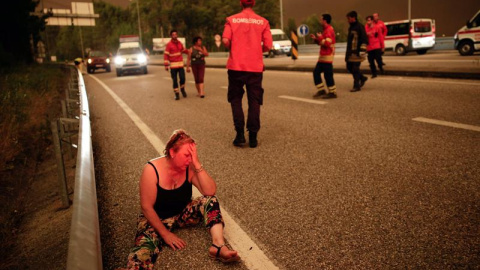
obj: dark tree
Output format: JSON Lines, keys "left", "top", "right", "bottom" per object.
{"left": 1, "top": 0, "right": 48, "bottom": 66}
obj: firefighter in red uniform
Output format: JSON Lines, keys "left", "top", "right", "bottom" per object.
{"left": 222, "top": 0, "right": 272, "bottom": 148}
{"left": 373, "top": 12, "right": 387, "bottom": 69}
{"left": 365, "top": 15, "right": 384, "bottom": 78}
{"left": 311, "top": 13, "right": 337, "bottom": 99}
{"left": 164, "top": 30, "right": 189, "bottom": 100}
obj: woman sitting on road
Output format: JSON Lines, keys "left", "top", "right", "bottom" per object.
{"left": 119, "top": 129, "right": 240, "bottom": 270}
{"left": 186, "top": 36, "right": 209, "bottom": 98}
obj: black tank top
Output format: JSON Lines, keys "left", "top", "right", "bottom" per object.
{"left": 191, "top": 47, "right": 205, "bottom": 65}
{"left": 148, "top": 161, "right": 192, "bottom": 219}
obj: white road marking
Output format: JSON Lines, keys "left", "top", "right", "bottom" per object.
{"left": 413, "top": 117, "right": 480, "bottom": 132}
{"left": 387, "top": 77, "right": 480, "bottom": 86}
{"left": 112, "top": 74, "right": 156, "bottom": 80}
{"left": 89, "top": 75, "right": 279, "bottom": 270}
{"left": 279, "top": 95, "right": 327, "bottom": 104}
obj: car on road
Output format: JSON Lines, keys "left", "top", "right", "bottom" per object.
{"left": 384, "top": 18, "right": 436, "bottom": 55}
{"left": 86, "top": 50, "right": 111, "bottom": 74}
{"left": 114, "top": 46, "right": 148, "bottom": 76}
{"left": 454, "top": 9, "right": 480, "bottom": 56}
{"left": 263, "top": 29, "right": 292, "bottom": 58}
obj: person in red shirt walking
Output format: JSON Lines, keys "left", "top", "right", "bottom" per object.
{"left": 365, "top": 15, "right": 384, "bottom": 78}
{"left": 164, "top": 30, "right": 189, "bottom": 100}
{"left": 311, "top": 13, "right": 337, "bottom": 99}
{"left": 222, "top": 0, "right": 272, "bottom": 148}
{"left": 373, "top": 12, "right": 387, "bottom": 69}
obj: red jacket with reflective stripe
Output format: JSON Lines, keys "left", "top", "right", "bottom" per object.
{"left": 164, "top": 40, "right": 187, "bottom": 69}
{"left": 314, "top": 24, "right": 335, "bottom": 63}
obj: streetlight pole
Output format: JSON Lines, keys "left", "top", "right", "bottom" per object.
{"left": 279, "top": 0, "right": 284, "bottom": 30}
{"left": 136, "top": 0, "right": 142, "bottom": 45}
{"left": 408, "top": 0, "right": 411, "bottom": 21}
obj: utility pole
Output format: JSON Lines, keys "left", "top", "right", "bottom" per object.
{"left": 136, "top": 0, "right": 142, "bottom": 45}
{"left": 408, "top": 0, "right": 411, "bottom": 21}
{"left": 279, "top": 0, "right": 284, "bottom": 30}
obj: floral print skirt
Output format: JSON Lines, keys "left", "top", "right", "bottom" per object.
{"left": 125, "top": 195, "right": 224, "bottom": 270}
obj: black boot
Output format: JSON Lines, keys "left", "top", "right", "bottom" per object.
{"left": 174, "top": 92, "right": 180, "bottom": 100}
{"left": 360, "top": 76, "right": 368, "bottom": 87}
{"left": 181, "top": 88, "right": 187, "bottom": 98}
{"left": 249, "top": 132, "right": 258, "bottom": 148}
{"left": 233, "top": 131, "right": 246, "bottom": 147}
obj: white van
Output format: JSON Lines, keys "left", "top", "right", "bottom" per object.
{"left": 384, "top": 18, "right": 436, "bottom": 55}
{"left": 115, "top": 35, "right": 148, "bottom": 76}
{"left": 264, "top": 29, "right": 292, "bottom": 58}
{"left": 454, "top": 9, "right": 480, "bottom": 56}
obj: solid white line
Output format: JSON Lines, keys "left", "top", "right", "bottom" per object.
{"left": 90, "top": 75, "right": 165, "bottom": 154}
{"left": 388, "top": 77, "right": 480, "bottom": 86}
{"left": 89, "top": 75, "right": 279, "bottom": 270}
{"left": 412, "top": 117, "right": 480, "bottom": 132}
{"left": 279, "top": 95, "right": 327, "bottom": 104}
{"left": 114, "top": 74, "right": 156, "bottom": 80}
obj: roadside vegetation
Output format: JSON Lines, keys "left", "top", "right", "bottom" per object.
{"left": 41, "top": 0, "right": 350, "bottom": 62}
{"left": 0, "top": 64, "right": 68, "bottom": 269}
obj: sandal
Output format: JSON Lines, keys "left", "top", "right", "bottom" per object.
{"left": 208, "top": 244, "right": 240, "bottom": 263}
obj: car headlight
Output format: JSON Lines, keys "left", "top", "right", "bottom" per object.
{"left": 87, "top": 58, "right": 92, "bottom": 64}
{"left": 115, "top": 56, "right": 125, "bottom": 65}
{"left": 274, "top": 43, "right": 281, "bottom": 50}
{"left": 453, "top": 33, "right": 458, "bottom": 40}
{"left": 106, "top": 58, "right": 110, "bottom": 64}
{"left": 137, "top": 54, "right": 147, "bottom": 64}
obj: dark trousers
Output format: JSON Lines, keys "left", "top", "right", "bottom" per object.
{"left": 346, "top": 62, "right": 365, "bottom": 88}
{"left": 227, "top": 70, "right": 264, "bottom": 133}
{"left": 170, "top": 68, "right": 185, "bottom": 91}
{"left": 313, "top": 62, "right": 335, "bottom": 89}
{"left": 367, "top": 49, "right": 384, "bottom": 75}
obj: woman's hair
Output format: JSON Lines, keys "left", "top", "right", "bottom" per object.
{"left": 366, "top": 15, "right": 373, "bottom": 21}
{"left": 193, "top": 36, "right": 202, "bottom": 45}
{"left": 164, "top": 129, "right": 195, "bottom": 158}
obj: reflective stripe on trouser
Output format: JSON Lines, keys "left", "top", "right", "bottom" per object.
{"left": 313, "top": 62, "right": 335, "bottom": 92}
{"left": 170, "top": 68, "right": 185, "bottom": 91}
{"left": 125, "top": 196, "right": 224, "bottom": 270}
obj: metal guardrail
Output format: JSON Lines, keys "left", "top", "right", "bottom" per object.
{"left": 297, "top": 37, "right": 455, "bottom": 54}
{"left": 66, "top": 67, "right": 103, "bottom": 270}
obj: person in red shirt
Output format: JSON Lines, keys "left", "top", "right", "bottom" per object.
{"left": 164, "top": 30, "right": 189, "bottom": 100}
{"left": 365, "top": 15, "right": 384, "bottom": 78}
{"left": 222, "top": 0, "right": 272, "bottom": 148}
{"left": 373, "top": 12, "right": 387, "bottom": 69}
{"left": 311, "top": 13, "right": 337, "bottom": 99}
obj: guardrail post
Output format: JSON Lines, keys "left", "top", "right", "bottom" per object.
{"left": 51, "top": 119, "right": 71, "bottom": 208}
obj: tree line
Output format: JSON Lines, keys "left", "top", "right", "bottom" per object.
{"left": 2, "top": 0, "right": 351, "bottom": 65}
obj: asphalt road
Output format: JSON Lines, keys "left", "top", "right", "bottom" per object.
{"left": 86, "top": 66, "right": 480, "bottom": 269}
{"left": 149, "top": 50, "right": 480, "bottom": 79}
